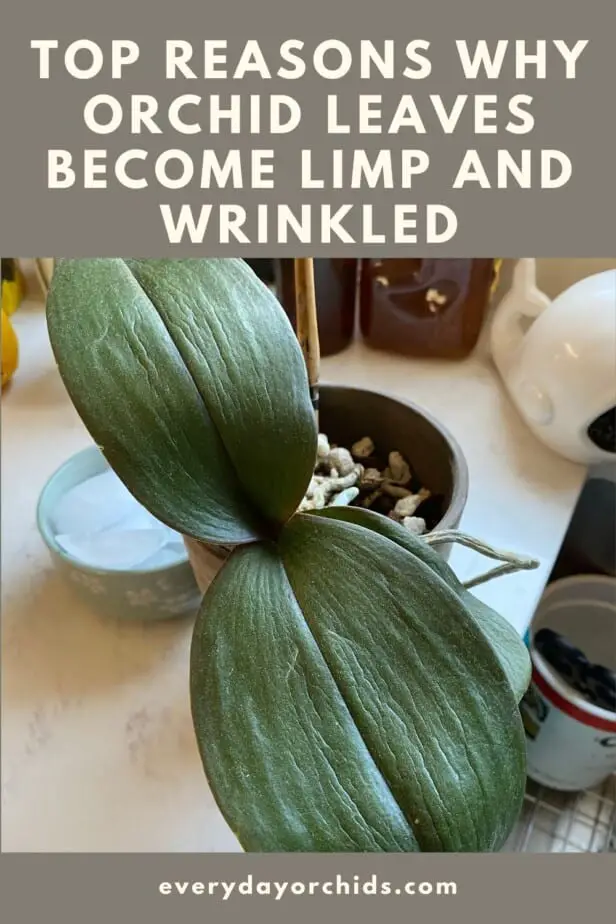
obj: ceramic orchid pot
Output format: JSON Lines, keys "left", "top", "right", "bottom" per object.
{"left": 184, "top": 382, "right": 469, "bottom": 593}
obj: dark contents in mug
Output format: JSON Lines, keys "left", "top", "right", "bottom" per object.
{"left": 534, "top": 628, "right": 616, "bottom": 713}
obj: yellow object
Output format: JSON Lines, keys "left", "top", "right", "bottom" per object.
{"left": 1, "top": 266, "right": 25, "bottom": 316}
{"left": 2, "top": 280, "right": 21, "bottom": 316}
{"left": 491, "top": 259, "right": 504, "bottom": 296}
{"left": 1, "top": 309, "right": 19, "bottom": 388}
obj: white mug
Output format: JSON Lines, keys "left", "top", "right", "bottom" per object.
{"left": 490, "top": 260, "right": 616, "bottom": 466}
{"left": 521, "top": 576, "right": 616, "bottom": 791}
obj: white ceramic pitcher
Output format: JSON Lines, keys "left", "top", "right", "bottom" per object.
{"left": 490, "top": 259, "right": 616, "bottom": 466}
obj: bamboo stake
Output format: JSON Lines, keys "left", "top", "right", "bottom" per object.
{"left": 34, "top": 259, "right": 55, "bottom": 298}
{"left": 294, "top": 258, "right": 320, "bottom": 427}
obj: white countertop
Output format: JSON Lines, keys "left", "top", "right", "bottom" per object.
{"left": 1, "top": 299, "right": 586, "bottom": 852}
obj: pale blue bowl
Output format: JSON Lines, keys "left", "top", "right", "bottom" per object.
{"left": 36, "top": 445, "right": 202, "bottom": 622}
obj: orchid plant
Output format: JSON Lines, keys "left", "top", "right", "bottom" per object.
{"left": 47, "top": 257, "right": 534, "bottom": 852}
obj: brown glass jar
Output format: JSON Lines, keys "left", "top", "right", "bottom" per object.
{"left": 275, "top": 259, "right": 358, "bottom": 357}
{"left": 359, "top": 259, "right": 499, "bottom": 360}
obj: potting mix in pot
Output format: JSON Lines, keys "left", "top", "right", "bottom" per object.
{"left": 301, "top": 433, "right": 439, "bottom": 535}
{"left": 46, "top": 257, "right": 536, "bottom": 853}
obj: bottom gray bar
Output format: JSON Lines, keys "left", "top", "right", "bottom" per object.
{"left": 0, "top": 854, "right": 609, "bottom": 923}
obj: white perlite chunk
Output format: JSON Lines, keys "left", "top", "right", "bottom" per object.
{"left": 311, "top": 485, "right": 329, "bottom": 509}
{"left": 330, "top": 487, "right": 360, "bottom": 507}
{"left": 325, "top": 446, "right": 355, "bottom": 477}
{"left": 298, "top": 465, "right": 363, "bottom": 511}
{"left": 319, "top": 468, "right": 362, "bottom": 491}
{"left": 393, "top": 488, "right": 431, "bottom": 520}
{"left": 402, "top": 516, "right": 426, "bottom": 535}
{"left": 317, "top": 433, "right": 330, "bottom": 460}
{"left": 352, "top": 436, "right": 375, "bottom": 459}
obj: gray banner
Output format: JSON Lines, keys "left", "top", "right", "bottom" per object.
{"left": 0, "top": 0, "right": 614, "bottom": 255}
{"left": 0, "top": 854, "right": 614, "bottom": 923}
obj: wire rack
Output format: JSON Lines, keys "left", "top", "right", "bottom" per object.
{"left": 504, "top": 774, "right": 616, "bottom": 852}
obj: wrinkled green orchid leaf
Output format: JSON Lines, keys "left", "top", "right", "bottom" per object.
{"left": 192, "top": 514, "right": 527, "bottom": 852}
{"left": 47, "top": 258, "right": 317, "bottom": 543}
{"left": 191, "top": 543, "right": 420, "bottom": 852}
{"left": 124, "top": 259, "right": 317, "bottom": 525}
{"left": 314, "top": 505, "right": 532, "bottom": 703}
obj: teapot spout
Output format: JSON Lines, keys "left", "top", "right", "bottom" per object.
{"left": 489, "top": 258, "right": 552, "bottom": 379}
